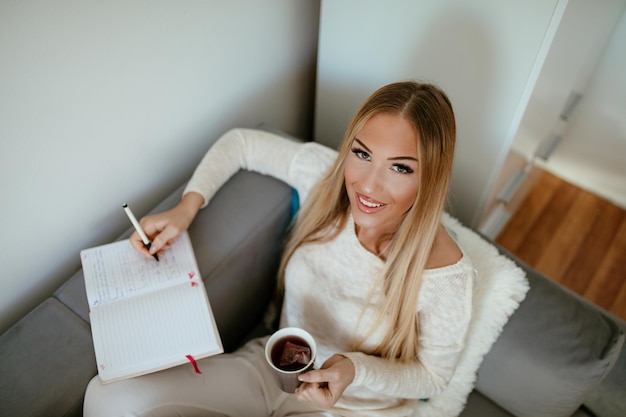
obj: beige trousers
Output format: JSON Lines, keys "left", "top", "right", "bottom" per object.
{"left": 83, "top": 337, "right": 333, "bottom": 417}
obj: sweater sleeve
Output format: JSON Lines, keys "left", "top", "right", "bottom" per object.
{"left": 341, "top": 268, "right": 475, "bottom": 399}
{"left": 183, "top": 128, "right": 337, "bottom": 207}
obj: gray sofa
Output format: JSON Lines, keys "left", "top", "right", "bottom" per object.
{"left": 1, "top": 168, "right": 624, "bottom": 417}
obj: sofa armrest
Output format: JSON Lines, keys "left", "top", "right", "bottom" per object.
{"left": 474, "top": 244, "right": 624, "bottom": 417}
{"left": 186, "top": 170, "right": 293, "bottom": 350}
{"left": 56, "top": 170, "right": 293, "bottom": 352}
{"left": 0, "top": 298, "right": 96, "bottom": 417}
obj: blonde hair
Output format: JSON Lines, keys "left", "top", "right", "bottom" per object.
{"left": 278, "top": 81, "right": 456, "bottom": 362}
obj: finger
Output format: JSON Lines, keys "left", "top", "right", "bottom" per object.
{"left": 295, "top": 382, "right": 334, "bottom": 408}
{"left": 297, "top": 374, "right": 330, "bottom": 399}
{"left": 321, "top": 354, "right": 345, "bottom": 368}
{"left": 129, "top": 231, "right": 143, "bottom": 250}
{"left": 140, "top": 216, "right": 163, "bottom": 238}
{"left": 298, "top": 369, "right": 327, "bottom": 384}
{"left": 129, "top": 231, "right": 154, "bottom": 258}
{"left": 152, "top": 242, "right": 171, "bottom": 259}
{"left": 150, "top": 226, "right": 180, "bottom": 254}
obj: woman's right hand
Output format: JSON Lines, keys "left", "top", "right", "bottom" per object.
{"left": 129, "top": 192, "right": 204, "bottom": 259}
{"left": 295, "top": 354, "right": 355, "bottom": 408}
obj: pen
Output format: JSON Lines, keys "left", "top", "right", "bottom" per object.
{"left": 122, "top": 203, "right": 159, "bottom": 261}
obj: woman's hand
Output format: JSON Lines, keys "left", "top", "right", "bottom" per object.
{"left": 129, "top": 192, "right": 204, "bottom": 258}
{"left": 294, "top": 354, "right": 355, "bottom": 409}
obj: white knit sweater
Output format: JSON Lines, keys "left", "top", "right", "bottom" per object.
{"left": 184, "top": 128, "right": 476, "bottom": 417}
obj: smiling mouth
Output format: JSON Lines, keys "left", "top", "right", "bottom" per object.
{"left": 359, "top": 196, "right": 383, "bottom": 208}
{"left": 356, "top": 193, "right": 385, "bottom": 211}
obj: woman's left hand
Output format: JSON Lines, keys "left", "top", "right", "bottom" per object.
{"left": 294, "top": 354, "right": 355, "bottom": 408}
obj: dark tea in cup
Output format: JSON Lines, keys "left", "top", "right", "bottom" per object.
{"left": 270, "top": 335, "right": 312, "bottom": 371}
{"left": 265, "top": 327, "right": 316, "bottom": 393}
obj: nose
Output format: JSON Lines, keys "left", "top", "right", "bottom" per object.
{"left": 360, "top": 163, "right": 383, "bottom": 194}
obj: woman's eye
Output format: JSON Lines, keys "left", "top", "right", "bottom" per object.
{"left": 351, "top": 148, "right": 371, "bottom": 161}
{"left": 392, "top": 164, "right": 414, "bottom": 174}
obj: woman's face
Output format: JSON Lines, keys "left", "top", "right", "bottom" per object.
{"left": 344, "top": 112, "right": 420, "bottom": 240}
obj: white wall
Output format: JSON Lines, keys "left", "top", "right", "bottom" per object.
{"left": 314, "top": 0, "right": 562, "bottom": 226}
{"left": 538, "top": 6, "right": 626, "bottom": 208}
{"left": 507, "top": 0, "right": 626, "bottom": 208}
{"left": 511, "top": 0, "right": 624, "bottom": 158}
{"left": 0, "top": 0, "right": 320, "bottom": 333}
{"left": 478, "top": 0, "right": 625, "bottom": 232}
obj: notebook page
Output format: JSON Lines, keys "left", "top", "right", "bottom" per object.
{"left": 90, "top": 279, "right": 223, "bottom": 383}
{"left": 81, "top": 232, "right": 197, "bottom": 308}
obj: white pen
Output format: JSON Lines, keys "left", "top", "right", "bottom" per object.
{"left": 123, "top": 203, "right": 159, "bottom": 261}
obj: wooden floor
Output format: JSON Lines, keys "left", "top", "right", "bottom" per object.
{"left": 495, "top": 170, "right": 626, "bottom": 321}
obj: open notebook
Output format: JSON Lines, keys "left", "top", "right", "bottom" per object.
{"left": 80, "top": 231, "right": 223, "bottom": 383}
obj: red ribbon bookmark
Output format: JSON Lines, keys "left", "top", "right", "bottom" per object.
{"left": 186, "top": 355, "right": 202, "bottom": 374}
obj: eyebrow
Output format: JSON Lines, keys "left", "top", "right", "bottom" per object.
{"left": 353, "top": 138, "right": 418, "bottom": 162}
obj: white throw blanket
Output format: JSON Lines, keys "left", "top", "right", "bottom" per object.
{"left": 412, "top": 213, "right": 530, "bottom": 417}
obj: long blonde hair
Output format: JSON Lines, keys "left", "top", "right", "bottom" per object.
{"left": 278, "top": 81, "right": 456, "bottom": 362}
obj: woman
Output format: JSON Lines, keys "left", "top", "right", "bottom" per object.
{"left": 84, "top": 81, "right": 475, "bottom": 417}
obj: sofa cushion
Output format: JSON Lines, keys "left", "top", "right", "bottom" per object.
{"left": 475, "top": 246, "right": 625, "bottom": 417}
{"left": 0, "top": 298, "right": 96, "bottom": 417}
{"left": 459, "top": 390, "right": 515, "bottom": 417}
{"left": 459, "top": 389, "right": 596, "bottom": 417}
